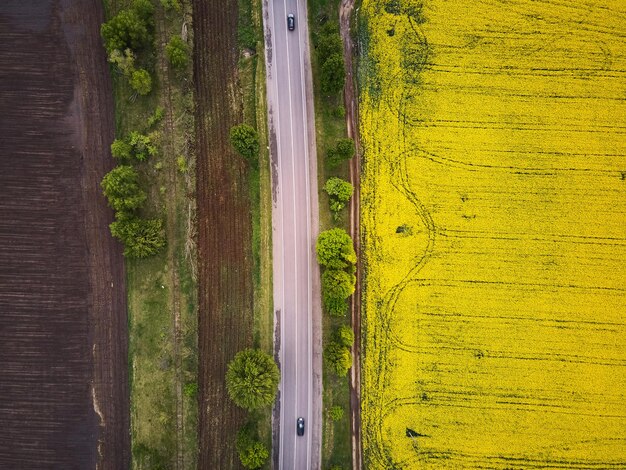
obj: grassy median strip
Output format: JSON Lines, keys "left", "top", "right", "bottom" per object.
{"left": 101, "top": 0, "right": 197, "bottom": 468}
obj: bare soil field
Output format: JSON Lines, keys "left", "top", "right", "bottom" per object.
{"left": 193, "top": 0, "right": 254, "bottom": 467}
{"left": 0, "top": 1, "right": 129, "bottom": 468}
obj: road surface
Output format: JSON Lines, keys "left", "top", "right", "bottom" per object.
{"left": 262, "top": 0, "right": 322, "bottom": 468}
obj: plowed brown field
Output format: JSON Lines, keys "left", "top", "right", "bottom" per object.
{"left": 0, "top": 1, "right": 129, "bottom": 468}
{"left": 193, "top": 0, "right": 254, "bottom": 468}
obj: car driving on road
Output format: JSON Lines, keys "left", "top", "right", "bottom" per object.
{"left": 287, "top": 13, "right": 295, "bottom": 31}
{"left": 296, "top": 417, "right": 305, "bottom": 436}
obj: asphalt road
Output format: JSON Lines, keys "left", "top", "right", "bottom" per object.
{"left": 263, "top": 0, "right": 322, "bottom": 468}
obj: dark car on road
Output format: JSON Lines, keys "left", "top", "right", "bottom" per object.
{"left": 287, "top": 13, "right": 295, "bottom": 31}
{"left": 296, "top": 417, "right": 305, "bottom": 436}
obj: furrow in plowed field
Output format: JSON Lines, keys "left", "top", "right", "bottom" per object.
{"left": 0, "top": 1, "right": 128, "bottom": 468}
{"left": 359, "top": 0, "right": 626, "bottom": 468}
{"left": 193, "top": 0, "right": 253, "bottom": 467}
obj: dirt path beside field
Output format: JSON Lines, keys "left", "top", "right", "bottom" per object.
{"left": 0, "top": 1, "right": 128, "bottom": 468}
{"left": 339, "top": 0, "right": 363, "bottom": 469}
{"left": 193, "top": 0, "right": 254, "bottom": 468}
{"left": 154, "top": 8, "right": 185, "bottom": 469}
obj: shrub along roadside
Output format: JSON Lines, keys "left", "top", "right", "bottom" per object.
{"left": 309, "top": 0, "right": 355, "bottom": 466}
{"left": 316, "top": 227, "right": 357, "bottom": 271}
{"left": 226, "top": 348, "right": 280, "bottom": 468}
{"left": 324, "top": 323, "right": 355, "bottom": 377}
{"left": 316, "top": 228, "right": 357, "bottom": 322}
{"left": 226, "top": 348, "right": 280, "bottom": 411}
{"left": 230, "top": 123, "right": 260, "bottom": 167}
{"left": 236, "top": 425, "right": 270, "bottom": 470}
{"left": 324, "top": 176, "right": 354, "bottom": 217}
{"left": 314, "top": 20, "right": 345, "bottom": 96}
{"left": 326, "top": 137, "right": 355, "bottom": 168}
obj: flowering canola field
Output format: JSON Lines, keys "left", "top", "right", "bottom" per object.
{"left": 359, "top": 0, "right": 626, "bottom": 468}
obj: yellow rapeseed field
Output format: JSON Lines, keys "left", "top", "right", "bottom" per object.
{"left": 359, "top": 0, "right": 626, "bottom": 468}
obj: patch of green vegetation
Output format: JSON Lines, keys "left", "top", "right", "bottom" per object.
{"left": 238, "top": 0, "right": 258, "bottom": 50}
{"left": 237, "top": 0, "right": 274, "bottom": 464}
{"left": 127, "top": 252, "right": 176, "bottom": 470}
{"left": 102, "top": 0, "right": 197, "bottom": 467}
{"left": 308, "top": 0, "right": 354, "bottom": 468}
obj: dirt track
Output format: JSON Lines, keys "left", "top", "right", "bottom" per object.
{"left": 340, "top": 0, "right": 363, "bottom": 468}
{"left": 0, "top": 1, "right": 129, "bottom": 468}
{"left": 193, "top": 0, "right": 254, "bottom": 468}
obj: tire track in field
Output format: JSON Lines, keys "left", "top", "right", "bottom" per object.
{"left": 382, "top": 277, "right": 626, "bottom": 355}
{"left": 363, "top": 28, "right": 439, "bottom": 463}
{"left": 375, "top": 393, "right": 626, "bottom": 469}
{"left": 362, "top": 0, "right": 626, "bottom": 467}
{"left": 394, "top": 145, "right": 625, "bottom": 181}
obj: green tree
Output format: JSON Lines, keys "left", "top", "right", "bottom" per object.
{"left": 323, "top": 294, "right": 347, "bottom": 317}
{"left": 111, "top": 138, "right": 133, "bottom": 161}
{"left": 128, "top": 131, "right": 157, "bottom": 160}
{"left": 226, "top": 349, "right": 280, "bottom": 410}
{"left": 132, "top": 0, "right": 155, "bottom": 22}
{"left": 322, "top": 269, "right": 355, "bottom": 300}
{"left": 320, "top": 20, "right": 340, "bottom": 38}
{"left": 109, "top": 214, "right": 166, "bottom": 258}
{"left": 101, "top": 9, "right": 150, "bottom": 54}
{"left": 236, "top": 427, "right": 269, "bottom": 469}
{"left": 108, "top": 47, "right": 136, "bottom": 75}
{"left": 321, "top": 53, "right": 345, "bottom": 94}
{"left": 336, "top": 138, "right": 355, "bottom": 159}
{"left": 129, "top": 68, "right": 152, "bottom": 95}
{"left": 316, "top": 228, "right": 356, "bottom": 270}
{"left": 111, "top": 132, "right": 156, "bottom": 161}
{"left": 329, "top": 405, "right": 344, "bottom": 421}
{"left": 147, "top": 106, "right": 165, "bottom": 128}
{"left": 230, "top": 124, "right": 260, "bottom": 163}
{"left": 335, "top": 325, "right": 354, "bottom": 348}
{"left": 316, "top": 29, "right": 342, "bottom": 62}
{"left": 327, "top": 138, "right": 355, "bottom": 168}
{"left": 166, "top": 35, "right": 189, "bottom": 71}
{"left": 324, "top": 177, "right": 353, "bottom": 213}
{"left": 101, "top": 165, "right": 146, "bottom": 212}
{"left": 324, "top": 341, "right": 352, "bottom": 376}
{"left": 160, "top": 0, "right": 182, "bottom": 11}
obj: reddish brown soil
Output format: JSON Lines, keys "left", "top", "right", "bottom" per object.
{"left": 193, "top": 0, "right": 254, "bottom": 468}
{"left": 0, "top": 1, "right": 129, "bottom": 468}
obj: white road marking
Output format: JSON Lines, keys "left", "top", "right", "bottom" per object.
{"left": 294, "top": 0, "right": 314, "bottom": 467}
{"left": 269, "top": 0, "right": 317, "bottom": 467}
{"left": 268, "top": 0, "right": 287, "bottom": 466}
